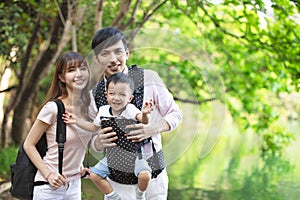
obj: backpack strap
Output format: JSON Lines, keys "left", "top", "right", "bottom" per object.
{"left": 54, "top": 99, "right": 66, "bottom": 175}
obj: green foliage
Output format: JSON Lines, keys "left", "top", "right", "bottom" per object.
{"left": 1, "top": 0, "right": 299, "bottom": 154}
{"left": 162, "top": 0, "right": 299, "bottom": 154}
{"left": 93, "top": 0, "right": 299, "bottom": 154}
{"left": 262, "top": 123, "right": 295, "bottom": 155}
{"left": 0, "top": 146, "right": 18, "bottom": 179}
{"left": 0, "top": 0, "right": 57, "bottom": 86}
{"left": 167, "top": 108, "right": 298, "bottom": 199}
{"left": 129, "top": 50, "right": 207, "bottom": 103}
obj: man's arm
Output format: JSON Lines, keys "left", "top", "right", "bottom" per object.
{"left": 126, "top": 69, "right": 182, "bottom": 142}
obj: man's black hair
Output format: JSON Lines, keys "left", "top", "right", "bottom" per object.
{"left": 92, "top": 27, "right": 128, "bottom": 55}
{"left": 106, "top": 72, "right": 135, "bottom": 94}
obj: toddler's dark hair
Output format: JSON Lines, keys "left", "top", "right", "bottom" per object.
{"left": 106, "top": 73, "right": 135, "bottom": 94}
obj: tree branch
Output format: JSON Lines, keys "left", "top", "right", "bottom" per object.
{"left": 121, "top": 0, "right": 142, "bottom": 30}
{"left": 140, "top": 0, "right": 168, "bottom": 26}
{"left": 0, "top": 85, "right": 17, "bottom": 93}
{"left": 127, "top": 0, "right": 168, "bottom": 46}
{"left": 55, "top": 0, "right": 66, "bottom": 25}
{"left": 94, "top": 0, "right": 104, "bottom": 32}
{"left": 196, "top": 1, "right": 244, "bottom": 40}
{"left": 174, "top": 96, "right": 217, "bottom": 104}
{"left": 111, "top": 0, "right": 132, "bottom": 28}
{"left": 20, "top": 15, "right": 42, "bottom": 83}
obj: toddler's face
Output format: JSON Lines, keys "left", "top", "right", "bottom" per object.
{"left": 106, "top": 82, "right": 133, "bottom": 115}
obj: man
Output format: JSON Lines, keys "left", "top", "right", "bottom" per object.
{"left": 89, "top": 27, "right": 182, "bottom": 200}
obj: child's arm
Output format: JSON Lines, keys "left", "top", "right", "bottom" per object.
{"left": 136, "top": 100, "right": 153, "bottom": 124}
{"left": 63, "top": 112, "right": 99, "bottom": 132}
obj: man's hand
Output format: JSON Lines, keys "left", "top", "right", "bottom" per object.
{"left": 125, "top": 120, "right": 170, "bottom": 142}
{"left": 80, "top": 167, "right": 90, "bottom": 178}
{"left": 94, "top": 127, "right": 118, "bottom": 151}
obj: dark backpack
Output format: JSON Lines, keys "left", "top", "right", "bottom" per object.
{"left": 10, "top": 99, "right": 66, "bottom": 199}
{"left": 92, "top": 65, "right": 165, "bottom": 184}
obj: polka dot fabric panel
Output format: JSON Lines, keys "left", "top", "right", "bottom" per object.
{"left": 101, "top": 118, "right": 141, "bottom": 153}
{"left": 92, "top": 79, "right": 108, "bottom": 110}
{"left": 101, "top": 118, "right": 141, "bottom": 184}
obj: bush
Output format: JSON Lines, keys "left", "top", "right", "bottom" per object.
{"left": 0, "top": 146, "right": 18, "bottom": 180}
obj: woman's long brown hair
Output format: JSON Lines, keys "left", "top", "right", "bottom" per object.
{"left": 39, "top": 52, "right": 91, "bottom": 119}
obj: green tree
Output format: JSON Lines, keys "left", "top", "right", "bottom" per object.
{"left": 165, "top": 0, "right": 299, "bottom": 154}
{"left": 0, "top": 0, "right": 299, "bottom": 155}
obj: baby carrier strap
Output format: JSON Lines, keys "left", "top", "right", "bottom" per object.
{"left": 92, "top": 78, "right": 107, "bottom": 109}
{"left": 128, "top": 64, "right": 144, "bottom": 110}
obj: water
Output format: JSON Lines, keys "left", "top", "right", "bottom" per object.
{"left": 165, "top": 116, "right": 300, "bottom": 200}
{"left": 81, "top": 103, "right": 300, "bottom": 200}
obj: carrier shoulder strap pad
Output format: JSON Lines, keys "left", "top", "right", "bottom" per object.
{"left": 128, "top": 64, "right": 144, "bottom": 110}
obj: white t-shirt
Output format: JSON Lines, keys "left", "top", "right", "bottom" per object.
{"left": 92, "top": 103, "right": 141, "bottom": 127}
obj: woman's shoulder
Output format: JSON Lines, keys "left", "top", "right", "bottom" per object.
{"left": 42, "top": 101, "right": 58, "bottom": 112}
{"left": 37, "top": 101, "right": 58, "bottom": 124}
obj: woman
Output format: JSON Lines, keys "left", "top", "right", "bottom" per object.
{"left": 23, "top": 52, "right": 93, "bottom": 200}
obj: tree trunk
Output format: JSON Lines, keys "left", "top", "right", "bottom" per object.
{"left": 10, "top": 1, "right": 68, "bottom": 144}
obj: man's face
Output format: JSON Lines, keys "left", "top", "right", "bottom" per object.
{"left": 94, "top": 40, "right": 129, "bottom": 78}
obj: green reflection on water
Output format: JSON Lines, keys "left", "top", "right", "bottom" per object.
{"left": 166, "top": 115, "right": 300, "bottom": 200}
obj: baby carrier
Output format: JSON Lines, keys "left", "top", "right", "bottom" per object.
{"left": 92, "top": 65, "right": 165, "bottom": 184}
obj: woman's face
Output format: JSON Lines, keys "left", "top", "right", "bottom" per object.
{"left": 63, "top": 62, "right": 90, "bottom": 92}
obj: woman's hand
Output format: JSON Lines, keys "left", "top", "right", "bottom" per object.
{"left": 46, "top": 172, "right": 66, "bottom": 189}
{"left": 94, "top": 127, "right": 118, "bottom": 151}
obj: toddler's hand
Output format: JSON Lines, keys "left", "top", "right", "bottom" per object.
{"left": 62, "top": 112, "right": 76, "bottom": 124}
{"left": 142, "top": 99, "right": 153, "bottom": 114}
